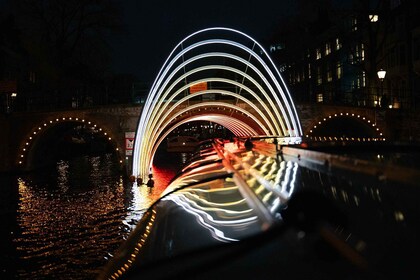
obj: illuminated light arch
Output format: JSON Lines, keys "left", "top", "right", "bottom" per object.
{"left": 305, "top": 112, "right": 386, "bottom": 142}
{"left": 133, "top": 27, "right": 303, "bottom": 179}
{"left": 149, "top": 114, "right": 258, "bottom": 165}
{"left": 149, "top": 73, "right": 283, "bottom": 136}
{"left": 155, "top": 88, "right": 277, "bottom": 134}
{"left": 152, "top": 101, "right": 270, "bottom": 140}
{"left": 150, "top": 56, "right": 290, "bottom": 134}
{"left": 18, "top": 117, "right": 122, "bottom": 168}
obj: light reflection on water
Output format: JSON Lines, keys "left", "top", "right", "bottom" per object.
{"left": 123, "top": 151, "right": 187, "bottom": 231}
{"left": 12, "top": 152, "right": 182, "bottom": 280}
{"left": 14, "top": 155, "right": 128, "bottom": 279}
{"left": 9, "top": 148, "right": 419, "bottom": 279}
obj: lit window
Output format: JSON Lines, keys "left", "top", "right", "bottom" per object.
{"left": 327, "top": 64, "right": 332, "bottom": 82}
{"left": 277, "top": 43, "right": 285, "bottom": 50}
{"left": 361, "top": 43, "right": 365, "bottom": 60}
{"left": 336, "top": 62, "right": 342, "bottom": 79}
{"left": 317, "top": 93, "right": 323, "bottom": 103}
{"left": 316, "top": 48, "right": 322, "bottom": 60}
{"left": 351, "top": 17, "right": 358, "bottom": 31}
{"left": 270, "top": 43, "right": 285, "bottom": 52}
{"left": 317, "top": 66, "right": 322, "bottom": 85}
{"left": 325, "top": 43, "right": 331, "bottom": 55}
{"left": 279, "top": 64, "right": 287, "bottom": 73}
{"left": 335, "top": 38, "right": 342, "bottom": 50}
{"left": 308, "top": 63, "right": 312, "bottom": 79}
{"left": 369, "top": 14, "right": 379, "bottom": 22}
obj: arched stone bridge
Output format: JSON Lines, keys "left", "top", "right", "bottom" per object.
{"left": 1, "top": 102, "right": 403, "bottom": 173}
{"left": 2, "top": 27, "right": 416, "bottom": 174}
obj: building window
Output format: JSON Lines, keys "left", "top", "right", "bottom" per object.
{"left": 316, "top": 48, "right": 322, "bottom": 60}
{"left": 316, "top": 93, "right": 323, "bottom": 103}
{"left": 336, "top": 62, "right": 342, "bottom": 79}
{"left": 353, "top": 43, "right": 365, "bottom": 62}
{"left": 308, "top": 63, "right": 312, "bottom": 79}
{"left": 317, "top": 66, "right": 322, "bottom": 85}
{"left": 269, "top": 43, "right": 285, "bottom": 53}
{"left": 29, "top": 71, "right": 36, "bottom": 83}
{"left": 325, "top": 43, "right": 332, "bottom": 55}
{"left": 349, "top": 53, "right": 354, "bottom": 64}
{"left": 327, "top": 64, "right": 332, "bottom": 82}
{"left": 335, "top": 38, "right": 342, "bottom": 50}
{"left": 351, "top": 16, "right": 358, "bottom": 31}
{"left": 369, "top": 15, "right": 379, "bottom": 22}
{"left": 362, "top": 71, "right": 366, "bottom": 87}
{"left": 361, "top": 43, "right": 365, "bottom": 61}
{"left": 301, "top": 67, "right": 305, "bottom": 81}
{"left": 279, "top": 64, "right": 287, "bottom": 73}
{"left": 352, "top": 73, "right": 365, "bottom": 90}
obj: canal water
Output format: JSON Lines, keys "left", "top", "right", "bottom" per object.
{"left": 0, "top": 148, "right": 185, "bottom": 280}
{"left": 1, "top": 146, "right": 419, "bottom": 279}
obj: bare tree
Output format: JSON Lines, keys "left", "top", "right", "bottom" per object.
{"left": 12, "top": 0, "right": 123, "bottom": 105}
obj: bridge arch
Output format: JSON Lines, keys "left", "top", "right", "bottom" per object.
{"left": 18, "top": 116, "right": 122, "bottom": 170}
{"left": 306, "top": 112, "right": 385, "bottom": 142}
{"left": 133, "top": 27, "right": 302, "bottom": 179}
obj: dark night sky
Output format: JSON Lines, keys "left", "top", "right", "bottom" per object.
{"left": 109, "top": 0, "right": 298, "bottom": 82}
{"left": 0, "top": 0, "right": 352, "bottom": 83}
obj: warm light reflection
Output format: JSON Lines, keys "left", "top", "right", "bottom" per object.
{"left": 14, "top": 155, "right": 127, "bottom": 279}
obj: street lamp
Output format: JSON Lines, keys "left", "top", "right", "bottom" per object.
{"left": 377, "top": 69, "right": 387, "bottom": 108}
{"left": 377, "top": 69, "right": 386, "bottom": 80}
{"left": 4, "top": 92, "right": 17, "bottom": 114}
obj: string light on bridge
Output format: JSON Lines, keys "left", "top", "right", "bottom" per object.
{"left": 306, "top": 112, "right": 385, "bottom": 142}
{"left": 18, "top": 117, "right": 122, "bottom": 166}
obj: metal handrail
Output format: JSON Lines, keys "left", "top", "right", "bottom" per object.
{"left": 212, "top": 141, "right": 275, "bottom": 230}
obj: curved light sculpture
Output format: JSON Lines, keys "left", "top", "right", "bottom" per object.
{"left": 133, "top": 27, "right": 302, "bottom": 179}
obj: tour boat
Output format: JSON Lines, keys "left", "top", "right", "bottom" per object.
{"left": 99, "top": 138, "right": 417, "bottom": 280}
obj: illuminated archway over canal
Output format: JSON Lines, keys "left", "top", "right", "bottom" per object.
{"left": 133, "top": 27, "right": 302, "bottom": 179}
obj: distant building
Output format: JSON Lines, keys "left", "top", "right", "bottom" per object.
{"left": 0, "top": 14, "right": 32, "bottom": 113}
{"left": 268, "top": 0, "right": 420, "bottom": 111}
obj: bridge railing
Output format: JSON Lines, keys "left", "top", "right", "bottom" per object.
{"left": 2, "top": 86, "right": 417, "bottom": 115}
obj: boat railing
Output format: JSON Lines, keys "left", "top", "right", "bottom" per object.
{"left": 211, "top": 140, "right": 281, "bottom": 229}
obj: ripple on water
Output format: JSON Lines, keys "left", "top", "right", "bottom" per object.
{"left": 9, "top": 151, "right": 181, "bottom": 279}
{"left": 13, "top": 154, "right": 144, "bottom": 279}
